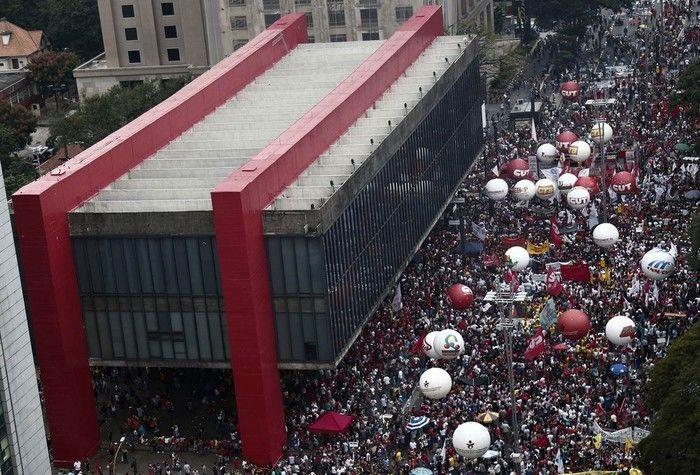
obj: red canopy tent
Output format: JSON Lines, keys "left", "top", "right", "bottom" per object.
{"left": 309, "top": 412, "right": 354, "bottom": 434}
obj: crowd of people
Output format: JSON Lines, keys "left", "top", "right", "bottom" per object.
{"left": 82, "top": 1, "right": 699, "bottom": 474}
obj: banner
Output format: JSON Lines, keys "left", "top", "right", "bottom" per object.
{"left": 482, "top": 253, "right": 500, "bottom": 267}
{"left": 471, "top": 221, "right": 488, "bottom": 241}
{"left": 539, "top": 298, "right": 558, "bottom": 329}
{"left": 561, "top": 262, "right": 591, "bottom": 282}
{"left": 501, "top": 235, "right": 527, "bottom": 247}
{"left": 524, "top": 329, "right": 545, "bottom": 361}
{"left": 550, "top": 216, "right": 563, "bottom": 247}
{"left": 527, "top": 240, "right": 550, "bottom": 255}
{"left": 392, "top": 285, "right": 403, "bottom": 312}
{"left": 546, "top": 267, "right": 563, "bottom": 296}
{"left": 592, "top": 420, "right": 650, "bottom": 444}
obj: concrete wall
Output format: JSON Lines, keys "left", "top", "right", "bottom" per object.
{"left": 0, "top": 169, "right": 51, "bottom": 474}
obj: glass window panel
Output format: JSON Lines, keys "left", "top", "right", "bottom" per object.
{"left": 199, "top": 238, "right": 218, "bottom": 294}
{"left": 196, "top": 312, "right": 212, "bottom": 360}
{"left": 281, "top": 239, "right": 298, "bottom": 294}
{"left": 121, "top": 310, "right": 138, "bottom": 359}
{"left": 209, "top": 313, "right": 225, "bottom": 360}
{"left": 161, "top": 339, "right": 174, "bottom": 359}
{"left": 182, "top": 312, "right": 199, "bottom": 360}
{"left": 148, "top": 340, "right": 162, "bottom": 358}
{"left": 98, "top": 239, "right": 117, "bottom": 293}
{"left": 109, "top": 311, "right": 125, "bottom": 357}
{"left": 85, "top": 239, "right": 104, "bottom": 292}
{"left": 133, "top": 311, "right": 149, "bottom": 358}
{"left": 174, "top": 341, "right": 187, "bottom": 360}
{"left": 74, "top": 240, "right": 92, "bottom": 293}
{"left": 110, "top": 239, "right": 130, "bottom": 294}
{"left": 274, "top": 313, "right": 292, "bottom": 361}
{"left": 159, "top": 239, "right": 178, "bottom": 294}
{"left": 267, "top": 239, "right": 286, "bottom": 294}
{"left": 147, "top": 239, "right": 166, "bottom": 292}
{"left": 294, "top": 238, "right": 311, "bottom": 293}
{"left": 186, "top": 238, "right": 204, "bottom": 294}
{"left": 123, "top": 239, "right": 143, "bottom": 294}
{"left": 135, "top": 239, "right": 154, "bottom": 293}
{"left": 83, "top": 310, "right": 100, "bottom": 358}
{"left": 96, "top": 311, "right": 113, "bottom": 359}
{"left": 171, "top": 312, "right": 183, "bottom": 332}
{"left": 288, "top": 313, "right": 304, "bottom": 361}
{"left": 172, "top": 239, "right": 191, "bottom": 294}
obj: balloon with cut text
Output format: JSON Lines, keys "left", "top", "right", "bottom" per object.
{"left": 501, "top": 158, "right": 531, "bottom": 180}
{"left": 560, "top": 81, "right": 581, "bottom": 100}
{"left": 558, "top": 309, "right": 591, "bottom": 341}
{"left": 567, "top": 186, "right": 590, "bottom": 210}
{"left": 556, "top": 131, "right": 579, "bottom": 151}
{"left": 485, "top": 178, "right": 509, "bottom": 201}
{"left": 605, "top": 315, "right": 637, "bottom": 346}
{"left": 419, "top": 367, "right": 452, "bottom": 400}
{"left": 447, "top": 284, "right": 474, "bottom": 310}
{"left": 610, "top": 171, "right": 637, "bottom": 194}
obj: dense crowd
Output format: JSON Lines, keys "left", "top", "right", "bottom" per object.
{"left": 85, "top": 1, "right": 699, "bottom": 474}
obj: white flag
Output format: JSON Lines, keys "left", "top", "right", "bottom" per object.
{"left": 531, "top": 117, "right": 537, "bottom": 142}
{"left": 588, "top": 202, "right": 599, "bottom": 229}
{"left": 471, "top": 221, "right": 487, "bottom": 241}
{"left": 669, "top": 242, "right": 678, "bottom": 259}
{"left": 491, "top": 165, "right": 500, "bottom": 177}
{"left": 555, "top": 449, "right": 565, "bottom": 474}
{"left": 391, "top": 285, "right": 403, "bottom": 312}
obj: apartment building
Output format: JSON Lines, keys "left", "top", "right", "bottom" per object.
{"left": 74, "top": 0, "right": 492, "bottom": 99}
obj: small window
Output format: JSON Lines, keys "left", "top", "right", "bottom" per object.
{"left": 164, "top": 25, "right": 177, "bottom": 38}
{"left": 305, "top": 12, "right": 313, "bottom": 27}
{"left": 161, "top": 2, "right": 175, "bottom": 15}
{"left": 125, "top": 27, "right": 138, "bottom": 41}
{"left": 295, "top": 0, "right": 311, "bottom": 5}
{"left": 307, "top": 35, "right": 315, "bottom": 43}
{"left": 167, "top": 48, "right": 180, "bottom": 61}
{"left": 395, "top": 6, "right": 413, "bottom": 23}
{"left": 264, "top": 13, "right": 280, "bottom": 27}
{"left": 122, "top": 4, "right": 135, "bottom": 18}
{"left": 230, "top": 16, "right": 247, "bottom": 30}
{"left": 229, "top": 0, "right": 245, "bottom": 5}
{"left": 330, "top": 34, "right": 346, "bottom": 42}
{"left": 328, "top": 8, "right": 345, "bottom": 27}
{"left": 127, "top": 50, "right": 141, "bottom": 63}
{"left": 362, "top": 31, "right": 379, "bottom": 40}
{"left": 233, "top": 39, "right": 248, "bottom": 51}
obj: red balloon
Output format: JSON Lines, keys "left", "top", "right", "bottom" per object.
{"left": 575, "top": 176, "right": 600, "bottom": 196}
{"left": 558, "top": 309, "right": 591, "bottom": 340}
{"left": 556, "top": 131, "right": 579, "bottom": 151}
{"left": 447, "top": 284, "right": 474, "bottom": 310}
{"left": 560, "top": 81, "right": 580, "bottom": 100}
{"left": 610, "top": 171, "right": 636, "bottom": 194}
{"left": 500, "top": 158, "right": 531, "bottom": 180}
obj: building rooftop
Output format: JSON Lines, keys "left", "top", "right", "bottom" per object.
{"left": 265, "top": 36, "right": 467, "bottom": 213}
{"left": 0, "top": 71, "right": 26, "bottom": 92}
{"left": 74, "top": 41, "right": 383, "bottom": 214}
{"left": 0, "top": 18, "right": 43, "bottom": 58}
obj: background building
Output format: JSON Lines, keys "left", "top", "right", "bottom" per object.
{"left": 0, "top": 18, "right": 46, "bottom": 72}
{"left": 0, "top": 169, "right": 51, "bottom": 473}
{"left": 74, "top": 0, "right": 492, "bottom": 99}
{"left": 16, "top": 6, "right": 483, "bottom": 467}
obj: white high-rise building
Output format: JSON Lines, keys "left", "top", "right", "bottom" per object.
{"left": 0, "top": 170, "right": 51, "bottom": 473}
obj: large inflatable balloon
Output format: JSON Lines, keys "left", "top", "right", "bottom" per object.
{"left": 592, "top": 223, "right": 619, "bottom": 248}
{"left": 535, "top": 178, "right": 556, "bottom": 200}
{"left": 501, "top": 158, "right": 531, "bottom": 180}
{"left": 505, "top": 246, "right": 530, "bottom": 271}
{"left": 433, "top": 329, "right": 465, "bottom": 360}
{"left": 610, "top": 171, "right": 636, "bottom": 194}
{"left": 590, "top": 122, "right": 613, "bottom": 144}
{"left": 560, "top": 81, "right": 581, "bottom": 100}
{"left": 447, "top": 284, "right": 474, "bottom": 310}
{"left": 536, "top": 143, "right": 559, "bottom": 164}
{"left": 512, "top": 179, "right": 536, "bottom": 201}
{"left": 423, "top": 331, "right": 441, "bottom": 359}
{"left": 605, "top": 315, "right": 636, "bottom": 345}
{"left": 566, "top": 186, "right": 590, "bottom": 210}
{"left": 640, "top": 249, "right": 675, "bottom": 280}
{"left": 485, "top": 178, "right": 509, "bottom": 201}
{"left": 575, "top": 176, "right": 599, "bottom": 196}
{"left": 558, "top": 309, "right": 591, "bottom": 340}
{"left": 453, "top": 422, "right": 491, "bottom": 459}
{"left": 557, "top": 173, "right": 578, "bottom": 195}
{"left": 568, "top": 140, "right": 591, "bottom": 163}
{"left": 556, "top": 131, "right": 579, "bottom": 151}
{"left": 419, "top": 367, "right": 452, "bottom": 400}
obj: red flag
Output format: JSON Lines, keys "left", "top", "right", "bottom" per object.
{"left": 524, "top": 329, "right": 545, "bottom": 362}
{"left": 546, "top": 267, "right": 563, "bottom": 296}
{"left": 504, "top": 269, "right": 520, "bottom": 291}
{"left": 550, "top": 216, "right": 562, "bottom": 248}
{"left": 411, "top": 333, "right": 426, "bottom": 355}
{"left": 532, "top": 433, "right": 549, "bottom": 448}
{"left": 501, "top": 235, "right": 527, "bottom": 247}
{"left": 482, "top": 253, "right": 500, "bottom": 267}
{"left": 560, "top": 262, "right": 591, "bottom": 282}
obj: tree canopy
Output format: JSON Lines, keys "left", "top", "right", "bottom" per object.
{"left": 0, "top": 101, "right": 38, "bottom": 197}
{"left": 26, "top": 50, "right": 81, "bottom": 95}
{"left": 0, "top": 0, "right": 102, "bottom": 60}
{"left": 637, "top": 322, "right": 700, "bottom": 473}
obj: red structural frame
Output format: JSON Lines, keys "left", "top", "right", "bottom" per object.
{"left": 12, "top": 15, "right": 307, "bottom": 467}
{"left": 13, "top": 6, "right": 444, "bottom": 468}
{"left": 210, "top": 5, "right": 443, "bottom": 465}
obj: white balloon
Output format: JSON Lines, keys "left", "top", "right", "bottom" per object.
{"left": 590, "top": 122, "right": 613, "bottom": 144}
{"left": 534, "top": 178, "right": 556, "bottom": 200}
{"left": 578, "top": 168, "right": 591, "bottom": 177}
{"left": 566, "top": 186, "right": 590, "bottom": 210}
{"left": 568, "top": 140, "right": 591, "bottom": 163}
{"left": 536, "top": 143, "right": 559, "bottom": 164}
{"left": 453, "top": 422, "right": 491, "bottom": 459}
{"left": 485, "top": 178, "right": 509, "bottom": 201}
{"left": 557, "top": 173, "right": 578, "bottom": 195}
{"left": 433, "top": 329, "right": 465, "bottom": 360}
{"left": 423, "top": 331, "right": 441, "bottom": 359}
{"left": 512, "top": 179, "right": 536, "bottom": 201}
{"left": 505, "top": 246, "right": 530, "bottom": 272}
{"left": 593, "top": 223, "right": 619, "bottom": 248}
{"left": 605, "top": 315, "right": 636, "bottom": 345}
{"left": 640, "top": 249, "right": 675, "bottom": 281}
{"left": 419, "top": 368, "right": 452, "bottom": 400}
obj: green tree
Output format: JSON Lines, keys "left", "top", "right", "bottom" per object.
{"left": 690, "top": 213, "right": 700, "bottom": 273}
{"left": 675, "top": 59, "right": 700, "bottom": 120}
{"left": 50, "top": 77, "right": 191, "bottom": 149}
{"left": 0, "top": 154, "right": 38, "bottom": 197}
{"left": 0, "top": 100, "right": 37, "bottom": 149}
{"left": 0, "top": 0, "right": 102, "bottom": 60}
{"left": 638, "top": 322, "right": 700, "bottom": 473}
{"left": 27, "top": 50, "right": 81, "bottom": 95}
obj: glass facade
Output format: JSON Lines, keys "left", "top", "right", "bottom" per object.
{"left": 73, "top": 237, "right": 230, "bottom": 363}
{"left": 0, "top": 385, "right": 13, "bottom": 474}
{"left": 266, "top": 237, "right": 332, "bottom": 363}
{"left": 323, "top": 59, "right": 483, "bottom": 357}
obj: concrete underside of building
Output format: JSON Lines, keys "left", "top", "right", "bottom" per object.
{"left": 13, "top": 6, "right": 483, "bottom": 467}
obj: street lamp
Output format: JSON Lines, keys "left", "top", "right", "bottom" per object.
{"left": 590, "top": 121, "right": 613, "bottom": 222}
{"left": 113, "top": 435, "right": 126, "bottom": 469}
{"left": 484, "top": 284, "right": 528, "bottom": 454}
